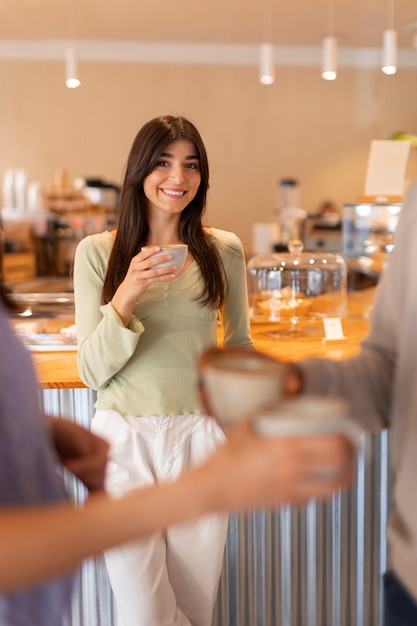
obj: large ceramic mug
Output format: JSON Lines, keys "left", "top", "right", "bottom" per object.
{"left": 198, "top": 346, "right": 284, "bottom": 428}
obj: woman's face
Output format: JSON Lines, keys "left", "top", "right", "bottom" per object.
{"left": 143, "top": 139, "right": 201, "bottom": 218}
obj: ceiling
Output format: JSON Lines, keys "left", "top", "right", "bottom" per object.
{"left": 1, "top": 0, "right": 417, "bottom": 50}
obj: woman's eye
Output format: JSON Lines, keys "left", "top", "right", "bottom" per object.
{"left": 156, "top": 160, "right": 169, "bottom": 167}
{"left": 186, "top": 162, "right": 199, "bottom": 170}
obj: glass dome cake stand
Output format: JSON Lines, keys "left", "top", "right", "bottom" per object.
{"left": 247, "top": 240, "right": 348, "bottom": 338}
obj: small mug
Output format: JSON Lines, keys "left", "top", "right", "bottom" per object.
{"left": 141, "top": 243, "right": 188, "bottom": 273}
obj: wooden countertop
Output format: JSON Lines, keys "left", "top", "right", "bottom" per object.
{"left": 31, "top": 287, "right": 376, "bottom": 389}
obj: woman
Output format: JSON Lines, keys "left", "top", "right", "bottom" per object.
{"left": 73, "top": 115, "right": 254, "bottom": 626}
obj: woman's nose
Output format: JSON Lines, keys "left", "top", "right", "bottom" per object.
{"left": 168, "top": 164, "right": 184, "bottom": 183}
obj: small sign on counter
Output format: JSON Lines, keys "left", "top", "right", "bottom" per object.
{"left": 323, "top": 317, "right": 345, "bottom": 341}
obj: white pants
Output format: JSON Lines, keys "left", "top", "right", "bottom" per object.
{"left": 92, "top": 410, "right": 229, "bottom": 626}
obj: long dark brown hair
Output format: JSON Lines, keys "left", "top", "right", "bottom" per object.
{"left": 102, "top": 115, "right": 226, "bottom": 309}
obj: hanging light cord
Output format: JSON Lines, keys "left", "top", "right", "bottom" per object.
{"left": 388, "top": 0, "right": 394, "bottom": 31}
{"left": 327, "top": 0, "right": 335, "bottom": 37}
{"left": 264, "top": 0, "right": 272, "bottom": 42}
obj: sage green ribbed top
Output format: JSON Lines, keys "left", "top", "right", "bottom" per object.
{"left": 73, "top": 227, "right": 253, "bottom": 416}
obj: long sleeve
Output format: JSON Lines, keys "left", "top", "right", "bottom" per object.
{"left": 74, "top": 233, "right": 144, "bottom": 391}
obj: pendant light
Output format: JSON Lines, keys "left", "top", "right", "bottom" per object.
{"left": 382, "top": 0, "right": 397, "bottom": 74}
{"left": 65, "top": 0, "right": 81, "bottom": 88}
{"left": 259, "top": 0, "right": 275, "bottom": 85}
{"left": 65, "top": 47, "right": 80, "bottom": 88}
{"left": 322, "top": 37, "right": 337, "bottom": 80}
{"left": 260, "top": 43, "right": 275, "bottom": 85}
{"left": 321, "top": 0, "right": 337, "bottom": 80}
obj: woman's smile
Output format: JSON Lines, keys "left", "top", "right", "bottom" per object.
{"left": 160, "top": 188, "right": 187, "bottom": 198}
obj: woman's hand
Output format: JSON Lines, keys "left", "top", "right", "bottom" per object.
{"left": 48, "top": 417, "right": 109, "bottom": 492}
{"left": 110, "top": 246, "right": 178, "bottom": 325}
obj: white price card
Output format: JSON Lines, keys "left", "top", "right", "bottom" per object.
{"left": 323, "top": 318, "right": 345, "bottom": 341}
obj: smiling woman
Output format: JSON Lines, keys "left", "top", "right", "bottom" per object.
{"left": 72, "top": 115, "right": 255, "bottom": 626}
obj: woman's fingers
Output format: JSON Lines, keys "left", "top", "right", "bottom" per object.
{"left": 130, "top": 248, "right": 177, "bottom": 281}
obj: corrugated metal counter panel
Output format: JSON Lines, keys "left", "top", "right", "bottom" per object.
{"left": 42, "top": 388, "right": 390, "bottom": 626}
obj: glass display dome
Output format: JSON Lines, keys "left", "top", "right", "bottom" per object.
{"left": 247, "top": 240, "right": 347, "bottom": 333}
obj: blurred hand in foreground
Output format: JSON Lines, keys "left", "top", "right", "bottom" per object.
{"left": 49, "top": 417, "right": 109, "bottom": 492}
{"left": 203, "top": 419, "right": 355, "bottom": 511}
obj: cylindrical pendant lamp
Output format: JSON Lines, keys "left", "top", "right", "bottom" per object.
{"left": 382, "top": 29, "right": 397, "bottom": 74}
{"left": 321, "top": 36, "right": 337, "bottom": 80}
{"left": 65, "top": 47, "right": 81, "bottom": 88}
{"left": 259, "top": 42, "right": 275, "bottom": 85}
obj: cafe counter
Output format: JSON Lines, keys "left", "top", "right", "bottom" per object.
{"left": 33, "top": 287, "right": 375, "bottom": 388}
{"left": 32, "top": 286, "right": 388, "bottom": 626}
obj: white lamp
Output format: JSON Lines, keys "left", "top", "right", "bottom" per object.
{"left": 65, "top": 47, "right": 81, "bottom": 88}
{"left": 259, "top": 42, "right": 275, "bottom": 85}
{"left": 321, "top": 0, "right": 337, "bottom": 80}
{"left": 382, "top": 29, "right": 397, "bottom": 74}
{"left": 382, "top": 0, "right": 397, "bottom": 75}
{"left": 321, "top": 36, "right": 337, "bottom": 80}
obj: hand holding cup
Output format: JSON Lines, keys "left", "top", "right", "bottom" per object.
{"left": 141, "top": 244, "right": 188, "bottom": 274}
